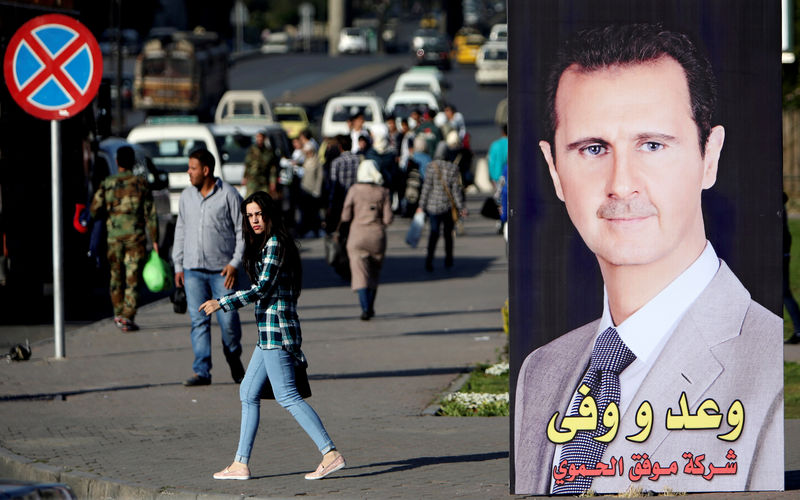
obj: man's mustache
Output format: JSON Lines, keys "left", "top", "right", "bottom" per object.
{"left": 597, "top": 199, "right": 658, "bottom": 219}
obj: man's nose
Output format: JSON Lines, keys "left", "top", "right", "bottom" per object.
{"left": 607, "top": 150, "right": 639, "bottom": 199}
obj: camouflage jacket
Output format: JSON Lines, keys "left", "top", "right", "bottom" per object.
{"left": 244, "top": 144, "right": 278, "bottom": 195}
{"left": 90, "top": 171, "right": 158, "bottom": 242}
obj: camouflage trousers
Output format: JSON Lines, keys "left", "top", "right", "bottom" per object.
{"left": 107, "top": 237, "right": 146, "bottom": 320}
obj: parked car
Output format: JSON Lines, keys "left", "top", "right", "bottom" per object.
{"left": 475, "top": 41, "right": 508, "bottom": 86}
{"left": 393, "top": 70, "right": 444, "bottom": 98}
{"left": 321, "top": 93, "right": 386, "bottom": 138}
{"left": 489, "top": 23, "right": 508, "bottom": 41}
{"left": 337, "top": 27, "right": 368, "bottom": 54}
{"left": 273, "top": 102, "right": 313, "bottom": 139}
{"left": 0, "top": 480, "right": 76, "bottom": 499}
{"left": 214, "top": 90, "right": 274, "bottom": 125}
{"left": 455, "top": 33, "right": 485, "bottom": 65}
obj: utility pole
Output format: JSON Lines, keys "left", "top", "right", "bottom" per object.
{"left": 328, "top": 0, "right": 344, "bottom": 56}
{"left": 114, "top": 0, "right": 123, "bottom": 136}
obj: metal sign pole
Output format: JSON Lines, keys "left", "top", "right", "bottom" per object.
{"left": 51, "top": 119, "right": 65, "bottom": 359}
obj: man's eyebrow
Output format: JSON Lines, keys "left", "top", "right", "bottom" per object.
{"left": 634, "top": 132, "right": 678, "bottom": 143}
{"left": 565, "top": 137, "right": 609, "bottom": 151}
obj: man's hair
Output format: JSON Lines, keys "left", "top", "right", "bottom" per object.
{"left": 116, "top": 145, "right": 136, "bottom": 170}
{"left": 544, "top": 23, "right": 717, "bottom": 154}
{"left": 189, "top": 148, "right": 215, "bottom": 174}
{"left": 336, "top": 134, "right": 352, "bottom": 152}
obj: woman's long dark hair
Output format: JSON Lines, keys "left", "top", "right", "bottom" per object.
{"left": 241, "top": 191, "right": 302, "bottom": 297}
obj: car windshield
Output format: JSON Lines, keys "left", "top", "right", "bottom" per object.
{"left": 330, "top": 104, "right": 374, "bottom": 122}
{"left": 214, "top": 132, "right": 253, "bottom": 163}
{"left": 135, "top": 138, "right": 211, "bottom": 172}
{"left": 483, "top": 48, "right": 508, "bottom": 61}
{"left": 275, "top": 111, "right": 303, "bottom": 122}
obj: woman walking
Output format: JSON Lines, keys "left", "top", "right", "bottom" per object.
{"left": 198, "top": 191, "right": 345, "bottom": 481}
{"left": 340, "top": 159, "right": 393, "bottom": 320}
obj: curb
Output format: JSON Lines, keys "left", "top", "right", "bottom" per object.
{"left": 421, "top": 370, "right": 473, "bottom": 416}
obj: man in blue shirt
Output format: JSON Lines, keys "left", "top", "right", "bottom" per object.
{"left": 173, "top": 148, "right": 245, "bottom": 387}
{"left": 487, "top": 124, "right": 508, "bottom": 185}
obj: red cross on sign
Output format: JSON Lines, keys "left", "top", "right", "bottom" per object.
{"left": 3, "top": 14, "right": 103, "bottom": 121}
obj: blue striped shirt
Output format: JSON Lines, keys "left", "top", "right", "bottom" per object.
{"left": 217, "top": 236, "right": 305, "bottom": 364}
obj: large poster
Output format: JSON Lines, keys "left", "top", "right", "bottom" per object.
{"left": 508, "top": 0, "right": 784, "bottom": 495}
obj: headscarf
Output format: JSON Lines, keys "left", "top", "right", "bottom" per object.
{"left": 357, "top": 159, "right": 383, "bottom": 185}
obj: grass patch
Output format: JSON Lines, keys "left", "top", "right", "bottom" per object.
{"left": 785, "top": 218, "right": 800, "bottom": 338}
{"left": 438, "top": 362, "right": 509, "bottom": 417}
{"left": 786, "top": 361, "right": 800, "bottom": 418}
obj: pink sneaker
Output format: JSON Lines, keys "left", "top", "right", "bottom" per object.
{"left": 305, "top": 454, "right": 346, "bottom": 480}
{"left": 213, "top": 466, "right": 250, "bottom": 480}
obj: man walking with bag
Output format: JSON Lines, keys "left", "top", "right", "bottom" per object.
{"left": 173, "top": 148, "right": 245, "bottom": 386}
{"left": 90, "top": 146, "right": 158, "bottom": 333}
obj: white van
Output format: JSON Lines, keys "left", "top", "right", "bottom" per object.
{"left": 385, "top": 90, "right": 441, "bottom": 122}
{"left": 393, "top": 70, "right": 444, "bottom": 98}
{"left": 489, "top": 23, "right": 508, "bottom": 41}
{"left": 320, "top": 93, "right": 386, "bottom": 138}
{"left": 475, "top": 41, "right": 508, "bottom": 86}
{"left": 214, "top": 90, "right": 274, "bottom": 125}
{"left": 128, "top": 121, "right": 291, "bottom": 214}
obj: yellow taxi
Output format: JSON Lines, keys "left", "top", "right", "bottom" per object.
{"left": 452, "top": 27, "right": 481, "bottom": 56}
{"left": 273, "top": 103, "right": 311, "bottom": 139}
{"left": 455, "top": 33, "right": 486, "bottom": 65}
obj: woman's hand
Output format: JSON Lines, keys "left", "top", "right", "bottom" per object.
{"left": 199, "top": 299, "right": 222, "bottom": 316}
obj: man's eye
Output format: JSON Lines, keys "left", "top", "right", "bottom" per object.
{"left": 581, "top": 144, "right": 606, "bottom": 156}
{"left": 640, "top": 142, "right": 664, "bottom": 152}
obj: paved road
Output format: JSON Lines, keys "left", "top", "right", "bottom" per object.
{"left": 0, "top": 196, "right": 512, "bottom": 499}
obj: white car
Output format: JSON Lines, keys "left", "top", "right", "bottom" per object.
{"left": 337, "top": 27, "right": 368, "bottom": 54}
{"left": 127, "top": 121, "right": 292, "bottom": 214}
{"left": 385, "top": 90, "right": 441, "bottom": 123}
{"left": 320, "top": 93, "right": 386, "bottom": 138}
{"left": 489, "top": 23, "right": 508, "bottom": 41}
{"left": 214, "top": 90, "right": 274, "bottom": 125}
{"left": 475, "top": 41, "right": 508, "bottom": 86}
{"left": 393, "top": 70, "right": 444, "bottom": 98}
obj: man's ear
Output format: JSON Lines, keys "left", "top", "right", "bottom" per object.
{"left": 540, "top": 140, "right": 565, "bottom": 201}
{"left": 701, "top": 125, "right": 725, "bottom": 190}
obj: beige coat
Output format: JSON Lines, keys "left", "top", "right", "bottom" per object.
{"left": 340, "top": 183, "right": 393, "bottom": 290}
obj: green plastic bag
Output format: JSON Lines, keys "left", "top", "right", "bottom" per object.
{"left": 142, "top": 250, "right": 172, "bottom": 293}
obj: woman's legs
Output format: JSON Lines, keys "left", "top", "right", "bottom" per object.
{"left": 234, "top": 347, "right": 268, "bottom": 464}
{"left": 263, "top": 349, "right": 335, "bottom": 454}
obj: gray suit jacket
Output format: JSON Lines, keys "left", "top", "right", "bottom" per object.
{"left": 514, "top": 261, "right": 783, "bottom": 494}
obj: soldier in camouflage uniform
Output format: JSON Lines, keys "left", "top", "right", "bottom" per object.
{"left": 243, "top": 130, "right": 280, "bottom": 198}
{"left": 90, "top": 146, "right": 159, "bottom": 332}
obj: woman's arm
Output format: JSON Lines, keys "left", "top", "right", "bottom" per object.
{"left": 214, "top": 237, "right": 285, "bottom": 313}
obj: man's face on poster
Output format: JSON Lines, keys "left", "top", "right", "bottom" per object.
{"left": 540, "top": 56, "right": 725, "bottom": 271}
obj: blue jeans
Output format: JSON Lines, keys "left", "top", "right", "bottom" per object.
{"left": 184, "top": 269, "right": 243, "bottom": 379}
{"left": 425, "top": 211, "right": 454, "bottom": 266}
{"left": 235, "top": 347, "right": 334, "bottom": 463}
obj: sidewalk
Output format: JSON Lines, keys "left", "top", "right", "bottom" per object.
{"left": 0, "top": 196, "right": 511, "bottom": 499}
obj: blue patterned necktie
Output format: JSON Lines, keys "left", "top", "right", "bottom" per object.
{"left": 552, "top": 327, "right": 636, "bottom": 494}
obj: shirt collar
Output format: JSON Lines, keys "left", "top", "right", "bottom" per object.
{"left": 598, "top": 241, "right": 720, "bottom": 364}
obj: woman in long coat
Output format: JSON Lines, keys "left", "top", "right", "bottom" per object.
{"left": 340, "top": 159, "right": 393, "bottom": 320}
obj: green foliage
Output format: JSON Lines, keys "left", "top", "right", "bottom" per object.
{"left": 785, "top": 361, "right": 800, "bottom": 418}
{"left": 461, "top": 363, "right": 509, "bottom": 394}
{"left": 438, "top": 399, "right": 509, "bottom": 417}
{"left": 785, "top": 218, "right": 800, "bottom": 337}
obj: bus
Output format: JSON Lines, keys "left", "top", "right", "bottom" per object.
{"left": 133, "top": 28, "right": 228, "bottom": 119}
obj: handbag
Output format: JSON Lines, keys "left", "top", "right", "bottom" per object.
{"left": 260, "top": 359, "right": 312, "bottom": 399}
{"left": 481, "top": 196, "right": 501, "bottom": 220}
{"left": 171, "top": 286, "right": 187, "bottom": 314}
{"left": 324, "top": 222, "right": 350, "bottom": 280}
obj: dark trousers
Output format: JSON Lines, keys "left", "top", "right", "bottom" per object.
{"left": 425, "top": 211, "right": 454, "bottom": 267}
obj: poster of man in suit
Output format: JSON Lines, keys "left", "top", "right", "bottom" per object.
{"left": 507, "top": 0, "right": 784, "bottom": 495}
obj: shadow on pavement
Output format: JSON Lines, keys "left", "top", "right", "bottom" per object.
{"left": 338, "top": 451, "right": 509, "bottom": 478}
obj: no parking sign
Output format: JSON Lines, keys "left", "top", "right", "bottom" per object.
{"left": 3, "top": 14, "right": 102, "bottom": 120}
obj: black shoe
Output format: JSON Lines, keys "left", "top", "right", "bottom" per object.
{"left": 229, "top": 358, "right": 245, "bottom": 384}
{"left": 183, "top": 374, "right": 211, "bottom": 386}
{"left": 360, "top": 311, "right": 371, "bottom": 321}
{"left": 786, "top": 335, "right": 800, "bottom": 344}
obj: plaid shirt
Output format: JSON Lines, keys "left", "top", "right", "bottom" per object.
{"left": 418, "top": 160, "right": 465, "bottom": 215}
{"left": 218, "top": 236, "right": 305, "bottom": 364}
{"left": 329, "top": 151, "right": 360, "bottom": 204}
